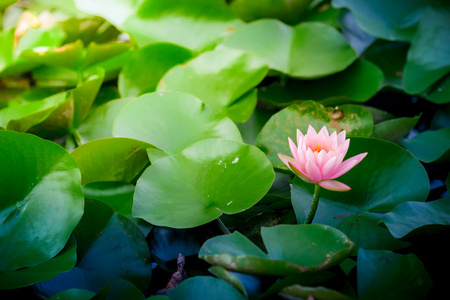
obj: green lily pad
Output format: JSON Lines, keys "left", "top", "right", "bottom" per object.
{"left": 403, "top": 5, "right": 450, "bottom": 95}
{"left": 0, "top": 236, "right": 76, "bottom": 289}
{"left": 256, "top": 100, "right": 373, "bottom": 170}
{"left": 35, "top": 267, "right": 145, "bottom": 300}
{"left": 76, "top": 98, "right": 134, "bottom": 143}
{"left": 0, "top": 131, "right": 84, "bottom": 270}
{"left": 262, "top": 224, "right": 354, "bottom": 271}
{"left": 200, "top": 224, "right": 353, "bottom": 276}
{"left": 122, "top": 0, "right": 243, "bottom": 51}
{"left": 423, "top": 73, "right": 450, "bottom": 104}
{"left": 229, "top": 0, "right": 312, "bottom": 25}
{"left": 113, "top": 91, "right": 243, "bottom": 155}
{"left": 73, "top": 199, "right": 151, "bottom": 291}
{"left": 371, "top": 115, "right": 420, "bottom": 143}
{"left": 380, "top": 197, "right": 450, "bottom": 239}
{"left": 401, "top": 127, "right": 450, "bottom": 163}
{"left": 157, "top": 48, "right": 268, "bottom": 122}
{"left": 46, "top": 289, "right": 96, "bottom": 300}
{"left": 208, "top": 266, "right": 247, "bottom": 298}
{"left": 258, "top": 59, "right": 384, "bottom": 107}
{"left": 167, "top": 276, "right": 246, "bottom": 300}
{"left": 333, "top": 0, "right": 429, "bottom": 42}
{"left": 357, "top": 249, "right": 432, "bottom": 300}
{"left": 74, "top": 0, "right": 143, "bottom": 29}
{"left": 291, "top": 137, "right": 429, "bottom": 251}
{"left": 119, "top": 43, "right": 193, "bottom": 98}
{"left": 60, "top": 17, "right": 105, "bottom": 45}
{"left": 220, "top": 19, "right": 357, "bottom": 78}
{"left": 0, "top": 90, "right": 68, "bottom": 132}
{"left": 71, "top": 137, "right": 155, "bottom": 185}
{"left": 280, "top": 284, "right": 353, "bottom": 300}
{"left": 133, "top": 139, "right": 274, "bottom": 228}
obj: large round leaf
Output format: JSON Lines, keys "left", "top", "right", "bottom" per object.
{"left": 122, "top": 0, "right": 243, "bottom": 51}
{"left": 220, "top": 19, "right": 357, "bottom": 78}
{"left": 262, "top": 224, "right": 354, "bottom": 271}
{"left": 403, "top": 5, "right": 450, "bottom": 94}
{"left": 256, "top": 101, "right": 373, "bottom": 170}
{"left": 199, "top": 224, "right": 353, "bottom": 276}
{"left": 380, "top": 197, "right": 450, "bottom": 239}
{"left": 401, "top": 127, "right": 450, "bottom": 163}
{"left": 258, "top": 59, "right": 384, "bottom": 107}
{"left": 73, "top": 199, "right": 151, "bottom": 291}
{"left": 167, "top": 276, "right": 246, "bottom": 300}
{"left": 357, "top": 249, "right": 432, "bottom": 300}
{"left": 229, "top": 0, "right": 312, "bottom": 25}
{"left": 113, "top": 91, "right": 243, "bottom": 155}
{"left": 0, "top": 131, "right": 84, "bottom": 270}
{"left": 133, "top": 139, "right": 275, "bottom": 228}
{"left": 119, "top": 43, "right": 193, "bottom": 98}
{"left": 35, "top": 267, "right": 145, "bottom": 300}
{"left": 0, "top": 236, "right": 77, "bottom": 289}
{"left": 333, "top": 0, "right": 429, "bottom": 42}
{"left": 71, "top": 137, "right": 154, "bottom": 185}
{"left": 291, "top": 137, "right": 429, "bottom": 251}
{"left": 157, "top": 48, "right": 268, "bottom": 122}
{"left": 371, "top": 115, "right": 420, "bottom": 144}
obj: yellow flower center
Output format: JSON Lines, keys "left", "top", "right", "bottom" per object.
{"left": 311, "top": 144, "right": 331, "bottom": 153}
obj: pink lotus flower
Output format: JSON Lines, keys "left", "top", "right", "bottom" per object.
{"left": 278, "top": 125, "right": 367, "bottom": 191}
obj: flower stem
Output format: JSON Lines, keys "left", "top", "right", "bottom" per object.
{"left": 305, "top": 184, "right": 321, "bottom": 224}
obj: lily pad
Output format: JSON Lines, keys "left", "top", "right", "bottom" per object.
{"left": 208, "top": 266, "right": 247, "bottom": 298}
{"left": 0, "top": 131, "right": 84, "bottom": 270}
{"left": 371, "top": 115, "right": 420, "bottom": 143}
{"left": 255, "top": 101, "right": 373, "bottom": 170}
{"left": 403, "top": 5, "right": 450, "bottom": 95}
{"left": 333, "top": 0, "right": 429, "bottom": 42}
{"left": 167, "top": 276, "right": 246, "bottom": 300}
{"left": 280, "top": 284, "right": 352, "bottom": 300}
{"left": 133, "top": 139, "right": 274, "bottom": 228}
{"left": 401, "top": 127, "right": 450, "bottom": 163}
{"left": 291, "top": 137, "right": 429, "bottom": 251}
{"left": 35, "top": 267, "right": 145, "bottom": 300}
{"left": 258, "top": 59, "right": 384, "bottom": 107}
{"left": 220, "top": 19, "right": 357, "bottom": 78}
{"left": 357, "top": 249, "right": 432, "bottom": 300}
{"left": 122, "top": 0, "right": 243, "bottom": 51}
{"left": 199, "top": 224, "right": 353, "bottom": 276}
{"left": 71, "top": 137, "right": 154, "bottom": 185}
{"left": 0, "top": 236, "right": 77, "bottom": 289}
{"left": 73, "top": 199, "right": 151, "bottom": 291}
{"left": 157, "top": 48, "right": 268, "bottom": 122}
{"left": 119, "top": 43, "right": 193, "bottom": 98}
{"left": 229, "top": 0, "right": 312, "bottom": 25}
{"left": 380, "top": 197, "right": 450, "bottom": 239}
{"left": 112, "top": 91, "right": 243, "bottom": 155}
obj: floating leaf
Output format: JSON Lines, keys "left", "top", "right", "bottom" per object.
{"left": 71, "top": 137, "right": 154, "bottom": 185}
{"left": 371, "top": 115, "right": 420, "bottom": 143}
{"left": 333, "top": 0, "right": 429, "bottom": 42}
{"left": 122, "top": 0, "right": 243, "bottom": 51}
{"left": 134, "top": 139, "right": 274, "bottom": 228}
{"left": 380, "top": 197, "right": 450, "bottom": 239}
{"left": 229, "top": 0, "right": 312, "bottom": 25}
{"left": 291, "top": 137, "right": 429, "bottom": 251}
{"left": 167, "top": 276, "right": 246, "bottom": 300}
{"left": 280, "top": 284, "right": 352, "bottom": 300}
{"left": 35, "top": 267, "right": 145, "bottom": 300}
{"left": 357, "top": 249, "right": 432, "bottom": 300}
{"left": 113, "top": 92, "right": 242, "bottom": 155}
{"left": 208, "top": 266, "right": 247, "bottom": 298}
{"left": 256, "top": 101, "right": 373, "bottom": 170}
{"left": 73, "top": 199, "right": 151, "bottom": 291}
{"left": 258, "top": 59, "right": 383, "bottom": 107}
{"left": 401, "top": 127, "right": 450, "bottom": 163}
{"left": 0, "top": 131, "right": 84, "bottom": 270}
{"left": 403, "top": 5, "right": 450, "bottom": 94}
{"left": 220, "top": 19, "right": 357, "bottom": 78}
{"left": 119, "top": 43, "right": 192, "bottom": 98}
{"left": 0, "top": 236, "right": 76, "bottom": 289}
{"left": 199, "top": 224, "right": 353, "bottom": 276}
{"left": 157, "top": 48, "right": 268, "bottom": 122}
